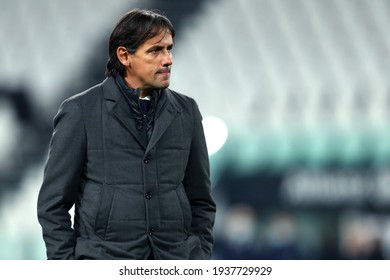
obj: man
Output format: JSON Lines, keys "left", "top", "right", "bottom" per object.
{"left": 37, "top": 8, "right": 216, "bottom": 260}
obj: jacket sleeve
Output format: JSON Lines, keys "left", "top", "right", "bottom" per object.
{"left": 183, "top": 98, "right": 216, "bottom": 259}
{"left": 37, "top": 98, "right": 86, "bottom": 260}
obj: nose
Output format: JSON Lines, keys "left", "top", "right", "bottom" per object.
{"left": 162, "top": 51, "right": 172, "bottom": 67}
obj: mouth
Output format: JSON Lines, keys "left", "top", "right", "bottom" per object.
{"left": 157, "top": 69, "right": 170, "bottom": 75}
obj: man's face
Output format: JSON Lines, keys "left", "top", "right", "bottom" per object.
{"left": 125, "top": 30, "right": 173, "bottom": 95}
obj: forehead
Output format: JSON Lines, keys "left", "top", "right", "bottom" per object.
{"left": 142, "top": 30, "right": 173, "bottom": 47}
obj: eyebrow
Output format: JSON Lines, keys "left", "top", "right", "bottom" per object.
{"left": 147, "top": 45, "right": 164, "bottom": 51}
{"left": 147, "top": 43, "right": 174, "bottom": 52}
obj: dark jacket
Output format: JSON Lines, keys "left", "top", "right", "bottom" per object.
{"left": 115, "top": 75, "right": 157, "bottom": 144}
{"left": 37, "top": 77, "right": 216, "bottom": 260}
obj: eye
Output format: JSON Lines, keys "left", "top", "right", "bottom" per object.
{"left": 147, "top": 48, "right": 160, "bottom": 54}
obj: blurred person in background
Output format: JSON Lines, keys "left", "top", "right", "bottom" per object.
{"left": 37, "top": 8, "right": 215, "bottom": 260}
{"left": 263, "top": 212, "right": 302, "bottom": 259}
{"left": 340, "top": 217, "right": 384, "bottom": 260}
{"left": 213, "top": 204, "right": 263, "bottom": 259}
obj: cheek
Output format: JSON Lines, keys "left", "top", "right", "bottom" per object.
{"left": 133, "top": 67, "right": 153, "bottom": 81}
{"left": 131, "top": 59, "right": 159, "bottom": 81}
{"left": 140, "top": 63, "right": 156, "bottom": 76}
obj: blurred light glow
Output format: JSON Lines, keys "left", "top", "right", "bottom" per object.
{"left": 0, "top": 102, "right": 19, "bottom": 170}
{"left": 202, "top": 116, "right": 228, "bottom": 155}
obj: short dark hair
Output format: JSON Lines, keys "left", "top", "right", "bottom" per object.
{"left": 105, "top": 9, "right": 175, "bottom": 77}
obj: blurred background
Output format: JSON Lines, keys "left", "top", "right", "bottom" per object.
{"left": 1, "top": 0, "right": 390, "bottom": 259}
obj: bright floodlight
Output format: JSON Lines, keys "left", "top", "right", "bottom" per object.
{"left": 202, "top": 116, "right": 228, "bottom": 155}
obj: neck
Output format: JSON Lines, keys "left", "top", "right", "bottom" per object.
{"left": 139, "top": 88, "right": 152, "bottom": 98}
{"left": 122, "top": 76, "right": 152, "bottom": 98}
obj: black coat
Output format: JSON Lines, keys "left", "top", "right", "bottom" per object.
{"left": 37, "top": 77, "right": 216, "bottom": 259}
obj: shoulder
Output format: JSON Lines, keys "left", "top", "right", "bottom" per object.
{"left": 165, "top": 88, "right": 203, "bottom": 120}
{"left": 67, "top": 81, "right": 104, "bottom": 104}
{"left": 166, "top": 88, "right": 194, "bottom": 102}
{"left": 59, "top": 78, "right": 108, "bottom": 112}
{"left": 165, "top": 88, "right": 199, "bottom": 110}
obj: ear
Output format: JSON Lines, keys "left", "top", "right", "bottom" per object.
{"left": 116, "top": 46, "right": 132, "bottom": 67}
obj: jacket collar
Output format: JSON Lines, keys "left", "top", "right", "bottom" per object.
{"left": 101, "top": 76, "right": 182, "bottom": 153}
{"left": 102, "top": 76, "right": 182, "bottom": 112}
